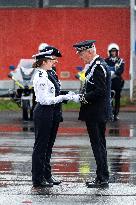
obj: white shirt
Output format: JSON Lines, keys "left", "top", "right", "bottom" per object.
{"left": 33, "top": 69, "right": 66, "bottom": 105}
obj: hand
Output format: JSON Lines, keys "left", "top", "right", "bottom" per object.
{"left": 110, "top": 71, "right": 115, "bottom": 77}
{"left": 71, "top": 94, "right": 80, "bottom": 103}
{"left": 115, "top": 63, "right": 119, "bottom": 69}
{"left": 62, "top": 94, "right": 73, "bottom": 101}
{"left": 111, "top": 73, "right": 117, "bottom": 79}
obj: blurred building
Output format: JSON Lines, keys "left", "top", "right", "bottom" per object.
{"left": 0, "top": 0, "right": 130, "bottom": 7}
{"left": 0, "top": 0, "right": 135, "bottom": 97}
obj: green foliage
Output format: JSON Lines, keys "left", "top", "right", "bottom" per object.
{"left": 62, "top": 102, "right": 80, "bottom": 111}
{"left": 0, "top": 99, "right": 80, "bottom": 111}
{"left": 62, "top": 96, "right": 136, "bottom": 111}
{"left": 0, "top": 96, "right": 135, "bottom": 111}
{"left": 0, "top": 99, "right": 20, "bottom": 111}
{"left": 120, "top": 96, "right": 135, "bottom": 106}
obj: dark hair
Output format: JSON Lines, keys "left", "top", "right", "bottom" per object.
{"left": 32, "top": 58, "right": 48, "bottom": 68}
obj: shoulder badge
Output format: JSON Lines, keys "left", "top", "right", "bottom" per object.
{"left": 96, "top": 60, "right": 101, "bottom": 65}
{"left": 39, "top": 71, "right": 43, "bottom": 77}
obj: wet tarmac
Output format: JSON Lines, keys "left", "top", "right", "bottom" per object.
{"left": 0, "top": 111, "right": 136, "bottom": 205}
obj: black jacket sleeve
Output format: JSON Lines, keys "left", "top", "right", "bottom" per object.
{"left": 84, "top": 66, "right": 107, "bottom": 103}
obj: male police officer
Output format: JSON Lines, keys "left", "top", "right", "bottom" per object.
{"left": 71, "top": 40, "right": 111, "bottom": 188}
{"left": 105, "top": 43, "right": 125, "bottom": 121}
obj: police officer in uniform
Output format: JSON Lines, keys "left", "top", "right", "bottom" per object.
{"left": 38, "top": 43, "right": 68, "bottom": 120}
{"left": 32, "top": 49, "right": 72, "bottom": 188}
{"left": 105, "top": 43, "right": 125, "bottom": 121}
{"left": 71, "top": 40, "right": 111, "bottom": 188}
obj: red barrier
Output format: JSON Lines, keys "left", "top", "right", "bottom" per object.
{"left": 0, "top": 8, "right": 130, "bottom": 80}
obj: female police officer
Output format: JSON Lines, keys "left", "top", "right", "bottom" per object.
{"left": 32, "top": 49, "right": 71, "bottom": 188}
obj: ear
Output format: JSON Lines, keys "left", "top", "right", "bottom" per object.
{"left": 42, "top": 60, "right": 47, "bottom": 65}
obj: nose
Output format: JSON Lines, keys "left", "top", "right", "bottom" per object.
{"left": 55, "top": 59, "right": 58, "bottom": 63}
{"left": 79, "top": 55, "right": 83, "bottom": 60}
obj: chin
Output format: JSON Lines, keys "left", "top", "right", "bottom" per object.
{"left": 84, "top": 60, "right": 89, "bottom": 64}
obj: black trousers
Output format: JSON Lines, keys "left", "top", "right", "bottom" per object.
{"left": 32, "top": 103, "right": 60, "bottom": 183}
{"left": 111, "top": 77, "right": 123, "bottom": 117}
{"left": 85, "top": 120, "right": 109, "bottom": 182}
{"left": 112, "top": 89, "right": 121, "bottom": 117}
{"left": 44, "top": 120, "right": 59, "bottom": 179}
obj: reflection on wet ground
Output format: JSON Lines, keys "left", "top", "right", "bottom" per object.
{"left": 0, "top": 111, "right": 136, "bottom": 138}
{"left": 0, "top": 111, "right": 136, "bottom": 204}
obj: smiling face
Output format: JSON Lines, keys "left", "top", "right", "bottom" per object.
{"left": 42, "top": 56, "right": 59, "bottom": 70}
{"left": 51, "top": 56, "right": 59, "bottom": 67}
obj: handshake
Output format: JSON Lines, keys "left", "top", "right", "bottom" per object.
{"left": 62, "top": 91, "right": 80, "bottom": 103}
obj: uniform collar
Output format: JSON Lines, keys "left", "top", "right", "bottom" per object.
{"left": 110, "top": 57, "right": 118, "bottom": 62}
{"left": 89, "top": 54, "right": 99, "bottom": 66}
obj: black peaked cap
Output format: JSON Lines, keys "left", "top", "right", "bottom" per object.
{"left": 73, "top": 40, "right": 96, "bottom": 52}
{"left": 42, "top": 46, "right": 62, "bottom": 57}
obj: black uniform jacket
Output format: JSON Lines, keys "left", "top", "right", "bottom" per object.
{"left": 105, "top": 57, "right": 124, "bottom": 90}
{"left": 105, "top": 57, "right": 124, "bottom": 77}
{"left": 47, "top": 70, "right": 63, "bottom": 122}
{"left": 79, "top": 56, "right": 108, "bottom": 122}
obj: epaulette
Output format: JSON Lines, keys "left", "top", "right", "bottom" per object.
{"left": 96, "top": 60, "right": 101, "bottom": 65}
{"left": 38, "top": 70, "right": 43, "bottom": 77}
{"left": 95, "top": 61, "right": 107, "bottom": 78}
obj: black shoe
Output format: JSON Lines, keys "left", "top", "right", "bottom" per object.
{"left": 33, "top": 179, "right": 53, "bottom": 188}
{"left": 86, "top": 178, "right": 99, "bottom": 186}
{"left": 86, "top": 179, "right": 109, "bottom": 188}
{"left": 114, "top": 115, "right": 119, "bottom": 121}
{"left": 46, "top": 177, "right": 61, "bottom": 185}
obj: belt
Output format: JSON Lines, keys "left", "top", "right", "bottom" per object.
{"left": 37, "top": 102, "right": 55, "bottom": 108}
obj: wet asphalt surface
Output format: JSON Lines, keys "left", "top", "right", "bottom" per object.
{"left": 0, "top": 110, "right": 136, "bottom": 204}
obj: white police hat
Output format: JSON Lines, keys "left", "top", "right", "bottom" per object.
{"left": 38, "top": 43, "right": 49, "bottom": 52}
